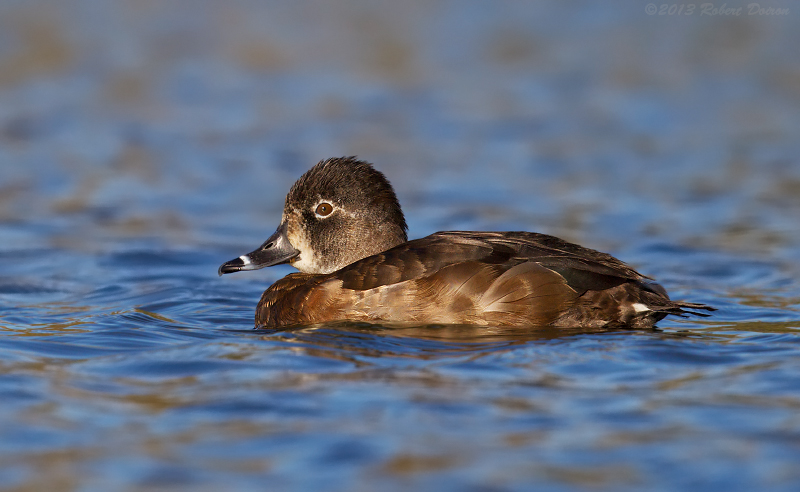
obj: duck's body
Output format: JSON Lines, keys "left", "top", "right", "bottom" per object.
{"left": 255, "top": 230, "right": 709, "bottom": 328}
{"left": 219, "top": 157, "right": 713, "bottom": 329}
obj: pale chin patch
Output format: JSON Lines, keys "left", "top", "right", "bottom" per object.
{"left": 290, "top": 254, "right": 326, "bottom": 274}
{"left": 285, "top": 222, "right": 327, "bottom": 274}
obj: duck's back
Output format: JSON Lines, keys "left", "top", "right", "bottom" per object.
{"left": 256, "top": 231, "right": 711, "bottom": 328}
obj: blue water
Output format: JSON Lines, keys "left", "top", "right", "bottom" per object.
{"left": 1, "top": 2, "right": 800, "bottom": 491}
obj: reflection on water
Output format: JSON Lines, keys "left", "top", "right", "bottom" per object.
{"left": 3, "top": 254, "right": 799, "bottom": 490}
{"left": 2, "top": 276, "right": 800, "bottom": 491}
{"left": 2, "top": 1, "right": 800, "bottom": 491}
{"left": 262, "top": 321, "right": 623, "bottom": 345}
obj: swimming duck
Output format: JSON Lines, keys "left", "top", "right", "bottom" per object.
{"left": 219, "top": 157, "right": 713, "bottom": 329}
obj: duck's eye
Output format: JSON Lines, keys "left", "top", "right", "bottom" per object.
{"left": 315, "top": 202, "right": 333, "bottom": 217}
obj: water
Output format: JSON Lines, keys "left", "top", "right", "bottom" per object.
{"left": 1, "top": 1, "right": 800, "bottom": 491}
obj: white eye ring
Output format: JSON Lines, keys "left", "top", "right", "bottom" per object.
{"left": 315, "top": 202, "right": 334, "bottom": 217}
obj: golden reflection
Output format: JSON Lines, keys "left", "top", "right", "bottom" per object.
{"left": 133, "top": 308, "right": 180, "bottom": 325}
{"left": 539, "top": 464, "right": 640, "bottom": 486}
{"left": 733, "top": 291, "right": 800, "bottom": 311}
{"left": 380, "top": 452, "right": 462, "bottom": 475}
{"left": 0, "top": 303, "right": 94, "bottom": 336}
{"left": 0, "top": 14, "right": 73, "bottom": 87}
{"left": 261, "top": 320, "right": 632, "bottom": 343}
{"left": 243, "top": 321, "right": 658, "bottom": 366}
{"left": 687, "top": 320, "right": 800, "bottom": 335}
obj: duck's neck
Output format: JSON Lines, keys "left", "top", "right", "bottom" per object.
{"left": 332, "top": 223, "right": 406, "bottom": 272}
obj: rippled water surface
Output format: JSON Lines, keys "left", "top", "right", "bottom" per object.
{"left": 2, "top": 2, "right": 800, "bottom": 491}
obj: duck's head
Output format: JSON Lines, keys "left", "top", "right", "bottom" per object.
{"left": 219, "top": 156, "right": 408, "bottom": 276}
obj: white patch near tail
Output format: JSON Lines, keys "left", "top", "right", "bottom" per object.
{"left": 632, "top": 303, "right": 650, "bottom": 313}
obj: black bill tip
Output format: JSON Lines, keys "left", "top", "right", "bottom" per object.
{"left": 218, "top": 257, "right": 246, "bottom": 276}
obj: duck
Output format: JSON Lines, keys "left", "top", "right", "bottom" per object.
{"left": 219, "top": 156, "right": 714, "bottom": 329}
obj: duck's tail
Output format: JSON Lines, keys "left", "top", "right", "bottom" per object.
{"left": 651, "top": 300, "right": 717, "bottom": 319}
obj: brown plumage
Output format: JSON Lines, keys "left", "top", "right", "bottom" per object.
{"left": 219, "top": 157, "right": 714, "bottom": 329}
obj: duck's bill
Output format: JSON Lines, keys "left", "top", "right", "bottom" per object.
{"left": 218, "top": 223, "right": 300, "bottom": 276}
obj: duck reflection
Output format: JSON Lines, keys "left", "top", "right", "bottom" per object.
{"left": 252, "top": 321, "right": 649, "bottom": 362}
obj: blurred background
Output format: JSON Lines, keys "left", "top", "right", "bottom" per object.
{"left": 2, "top": 0, "right": 798, "bottom": 257}
{"left": 1, "top": 1, "right": 800, "bottom": 491}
